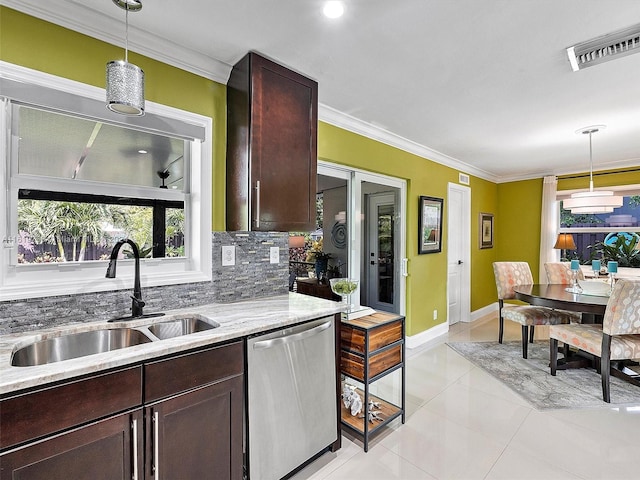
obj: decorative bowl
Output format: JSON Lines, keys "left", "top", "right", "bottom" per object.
{"left": 329, "top": 278, "right": 359, "bottom": 296}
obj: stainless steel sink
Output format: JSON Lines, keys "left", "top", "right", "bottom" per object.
{"left": 146, "top": 317, "right": 219, "bottom": 340}
{"left": 11, "top": 328, "right": 153, "bottom": 367}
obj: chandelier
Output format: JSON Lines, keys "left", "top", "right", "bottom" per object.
{"left": 106, "top": 0, "right": 145, "bottom": 116}
{"left": 562, "top": 126, "right": 623, "bottom": 214}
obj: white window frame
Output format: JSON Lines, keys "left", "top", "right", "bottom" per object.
{"left": 0, "top": 62, "right": 212, "bottom": 301}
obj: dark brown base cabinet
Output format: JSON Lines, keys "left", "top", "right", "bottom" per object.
{"left": 145, "top": 375, "right": 243, "bottom": 480}
{"left": 0, "top": 410, "right": 143, "bottom": 480}
{"left": 0, "top": 341, "right": 244, "bottom": 480}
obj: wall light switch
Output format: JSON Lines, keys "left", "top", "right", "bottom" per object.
{"left": 270, "top": 247, "right": 279, "bottom": 264}
{"left": 222, "top": 245, "right": 235, "bottom": 266}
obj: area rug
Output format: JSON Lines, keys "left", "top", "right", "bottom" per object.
{"left": 447, "top": 341, "right": 640, "bottom": 409}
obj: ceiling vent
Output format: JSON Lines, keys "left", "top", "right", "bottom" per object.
{"left": 566, "top": 23, "right": 640, "bottom": 71}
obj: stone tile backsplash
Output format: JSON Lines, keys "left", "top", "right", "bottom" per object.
{"left": 0, "top": 232, "right": 289, "bottom": 334}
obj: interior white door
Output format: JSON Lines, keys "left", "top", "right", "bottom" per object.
{"left": 447, "top": 183, "right": 471, "bottom": 324}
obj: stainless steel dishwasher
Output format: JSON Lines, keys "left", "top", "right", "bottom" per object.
{"left": 246, "top": 316, "right": 337, "bottom": 480}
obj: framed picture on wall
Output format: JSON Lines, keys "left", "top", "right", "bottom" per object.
{"left": 418, "top": 196, "right": 443, "bottom": 254}
{"left": 479, "top": 212, "right": 494, "bottom": 249}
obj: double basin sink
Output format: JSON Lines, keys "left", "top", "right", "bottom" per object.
{"left": 11, "top": 315, "right": 219, "bottom": 367}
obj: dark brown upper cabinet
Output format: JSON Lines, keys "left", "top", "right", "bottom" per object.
{"left": 226, "top": 52, "right": 318, "bottom": 232}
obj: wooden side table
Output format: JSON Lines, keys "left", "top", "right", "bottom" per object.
{"left": 339, "top": 311, "right": 405, "bottom": 452}
{"left": 296, "top": 277, "right": 341, "bottom": 301}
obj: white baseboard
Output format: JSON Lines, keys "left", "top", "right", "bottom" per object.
{"left": 406, "top": 322, "right": 449, "bottom": 349}
{"left": 406, "top": 303, "right": 498, "bottom": 349}
{"left": 470, "top": 302, "right": 498, "bottom": 322}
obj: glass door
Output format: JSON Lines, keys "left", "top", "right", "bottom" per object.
{"left": 366, "top": 193, "right": 397, "bottom": 312}
{"left": 315, "top": 163, "right": 406, "bottom": 317}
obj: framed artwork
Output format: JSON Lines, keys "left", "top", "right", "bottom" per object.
{"left": 418, "top": 196, "right": 443, "bottom": 254}
{"left": 479, "top": 213, "right": 494, "bottom": 249}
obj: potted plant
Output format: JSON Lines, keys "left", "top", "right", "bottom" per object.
{"left": 306, "top": 239, "right": 332, "bottom": 280}
{"left": 589, "top": 234, "right": 640, "bottom": 268}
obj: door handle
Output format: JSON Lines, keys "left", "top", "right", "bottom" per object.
{"left": 458, "top": 260, "right": 463, "bottom": 265}
{"left": 153, "top": 411, "right": 160, "bottom": 479}
{"left": 132, "top": 418, "right": 139, "bottom": 480}
{"left": 254, "top": 180, "right": 261, "bottom": 229}
{"left": 252, "top": 320, "right": 332, "bottom": 349}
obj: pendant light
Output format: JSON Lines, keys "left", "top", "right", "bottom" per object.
{"left": 106, "top": 0, "right": 145, "bottom": 116}
{"left": 562, "top": 126, "right": 623, "bottom": 214}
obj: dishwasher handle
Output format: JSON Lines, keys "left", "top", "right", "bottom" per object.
{"left": 252, "top": 320, "right": 332, "bottom": 350}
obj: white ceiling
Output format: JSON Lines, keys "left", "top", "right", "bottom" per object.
{"left": 4, "top": 0, "right": 640, "bottom": 183}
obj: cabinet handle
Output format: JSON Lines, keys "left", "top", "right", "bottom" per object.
{"left": 153, "top": 411, "right": 160, "bottom": 479}
{"left": 131, "top": 418, "right": 139, "bottom": 480}
{"left": 254, "top": 180, "right": 261, "bottom": 229}
{"left": 253, "top": 320, "right": 332, "bottom": 350}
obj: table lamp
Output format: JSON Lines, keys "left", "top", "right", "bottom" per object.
{"left": 288, "top": 235, "right": 306, "bottom": 249}
{"left": 554, "top": 233, "right": 576, "bottom": 261}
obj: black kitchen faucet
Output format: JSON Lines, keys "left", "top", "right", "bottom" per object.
{"left": 106, "top": 238, "right": 145, "bottom": 318}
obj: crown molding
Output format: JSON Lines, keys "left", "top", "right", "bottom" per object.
{"left": 1, "top": 0, "right": 232, "bottom": 84}
{"left": 318, "top": 104, "right": 500, "bottom": 183}
{"left": 497, "top": 157, "right": 640, "bottom": 184}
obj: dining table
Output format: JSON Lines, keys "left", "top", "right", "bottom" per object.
{"left": 513, "top": 283, "right": 609, "bottom": 323}
{"left": 513, "top": 283, "right": 611, "bottom": 370}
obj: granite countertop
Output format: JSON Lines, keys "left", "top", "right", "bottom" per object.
{"left": 0, "top": 293, "right": 344, "bottom": 395}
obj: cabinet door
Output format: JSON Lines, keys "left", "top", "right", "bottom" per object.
{"left": 146, "top": 375, "right": 243, "bottom": 480}
{"left": 250, "top": 54, "right": 317, "bottom": 231}
{"left": 0, "top": 410, "right": 143, "bottom": 480}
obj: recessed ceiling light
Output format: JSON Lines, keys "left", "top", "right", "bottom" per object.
{"left": 323, "top": 1, "right": 344, "bottom": 19}
{"left": 138, "top": 149, "right": 148, "bottom": 154}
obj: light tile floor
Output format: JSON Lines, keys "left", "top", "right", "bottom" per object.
{"left": 291, "top": 315, "right": 640, "bottom": 480}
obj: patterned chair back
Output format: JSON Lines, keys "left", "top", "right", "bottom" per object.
{"left": 544, "top": 262, "right": 584, "bottom": 284}
{"left": 493, "top": 262, "right": 534, "bottom": 301}
{"left": 603, "top": 279, "right": 640, "bottom": 336}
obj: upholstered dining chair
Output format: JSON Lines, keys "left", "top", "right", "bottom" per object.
{"left": 544, "top": 262, "right": 584, "bottom": 284}
{"left": 550, "top": 279, "right": 640, "bottom": 403}
{"left": 493, "top": 262, "right": 580, "bottom": 359}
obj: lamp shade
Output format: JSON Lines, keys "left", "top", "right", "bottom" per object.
{"left": 564, "top": 126, "right": 623, "bottom": 214}
{"left": 288, "top": 235, "right": 306, "bottom": 249}
{"left": 554, "top": 233, "right": 576, "bottom": 250}
{"left": 106, "top": 60, "right": 145, "bottom": 115}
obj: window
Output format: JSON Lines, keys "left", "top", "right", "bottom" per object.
{"left": 0, "top": 64, "right": 212, "bottom": 301}
{"left": 557, "top": 187, "right": 640, "bottom": 265}
{"left": 18, "top": 192, "right": 185, "bottom": 263}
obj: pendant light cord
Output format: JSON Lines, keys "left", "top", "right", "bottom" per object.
{"left": 125, "top": 6, "right": 129, "bottom": 63}
{"left": 588, "top": 130, "right": 594, "bottom": 192}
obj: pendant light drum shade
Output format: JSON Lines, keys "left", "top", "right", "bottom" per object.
{"left": 105, "top": 0, "right": 145, "bottom": 116}
{"left": 564, "top": 126, "right": 623, "bottom": 215}
{"left": 106, "top": 60, "right": 145, "bottom": 115}
{"left": 562, "top": 190, "right": 622, "bottom": 214}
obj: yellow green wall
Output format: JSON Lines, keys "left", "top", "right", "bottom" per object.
{"left": 496, "top": 179, "right": 544, "bottom": 281}
{"left": 469, "top": 176, "right": 499, "bottom": 311}
{"left": 558, "top": 169, "right": 640, "bottom": 191}
{"left": 318, "top": 124, "right": 498, "bottom": 334}
{"left": 2, "top": 6, "right": 502, "bottom": 336}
